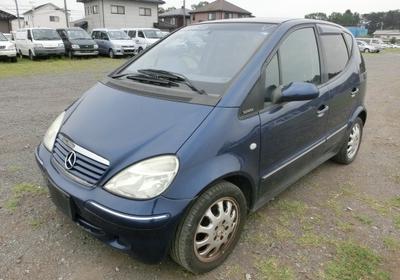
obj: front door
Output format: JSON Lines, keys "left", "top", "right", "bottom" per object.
{"left": 258, "top": 26, "right": 330, "bottom": 201}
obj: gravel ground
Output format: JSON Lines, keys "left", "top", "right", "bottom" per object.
{"left": 0, "top": 53, "right": 399, "bottom": 280}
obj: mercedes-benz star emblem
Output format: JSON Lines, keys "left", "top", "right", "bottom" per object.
{"left": 65, "top": 151, "right": 77, "bottom": 170}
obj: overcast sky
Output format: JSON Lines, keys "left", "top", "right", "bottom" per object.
{"left": 0, "top": 0, "right": 399, "bottom": 20}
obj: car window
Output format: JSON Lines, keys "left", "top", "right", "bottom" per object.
{"left": 343, "top": 33, "right": 353, "bottom": 55}
{"left": 101, "top": 32, "right": 108, "bottom": 40}
{"left": 263, "top": 54, "right": 279, "bottom": 105}
{"left": 128, "top": 30, "right": 136, "bottom": 38}
{"left": 138, "top": 31, "right": 145, "bottom": 38}
{"left": 279, "top": 28, "right": 321, "bottom": 86}
{"left": 321, "top": 34, "right": 349, "bottom": 80}
{"left": 0, "top": 33, "right": 7, "bottom": 41}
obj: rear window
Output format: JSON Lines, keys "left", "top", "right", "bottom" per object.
{"left": 321, "top": 34, "right": 349, "bottom": 79}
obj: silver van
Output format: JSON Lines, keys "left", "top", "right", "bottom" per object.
{"left": 91, "top": 29, "right": 136, "bottom": 58}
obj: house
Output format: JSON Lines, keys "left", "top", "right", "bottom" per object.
{"left": 373, "top": 30, "right": 400, "bottom": 42}
{"left": 0, "top": 10, "right": 17, "bottom": 33}
{"left": 190, "top": 0, "right": 251, "bottom": 24}
{"left": 23, "top": 3, "right": 68, "bottom": 28}
{"left": 159, "top": 8, "right": 191, "bottom": 29}
{"left": 76, "top": 0, "right": 165, "bottom": 31}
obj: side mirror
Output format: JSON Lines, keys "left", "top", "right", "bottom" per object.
{"left": 272, "top": 82, "right": 319, "bottom": 103}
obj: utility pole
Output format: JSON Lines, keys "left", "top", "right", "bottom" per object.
{"left": 63, "top": 0, "right": 69, "bottom": 27}
{"left": 182, "top": 0, "right": 186, "bottom": 27}
{"left": 14, "top": 0, "right": 21, "bottom": 28}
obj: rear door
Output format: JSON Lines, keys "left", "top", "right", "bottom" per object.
{"left": 317, "top": 25, "right": 359, "bottom": 148}
{"left": 257, "top": 26, "right": 330, "bottom": 200}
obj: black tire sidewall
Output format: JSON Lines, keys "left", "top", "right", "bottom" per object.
{"left": 172, "top": 181, "right": 247, "bottom": 274}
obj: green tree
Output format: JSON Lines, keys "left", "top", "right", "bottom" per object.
{"left": 191, "top": 1, "right": 209, "bottom": 11}
{"left": 305, "top": 12, "right": 328, "bottom": 20}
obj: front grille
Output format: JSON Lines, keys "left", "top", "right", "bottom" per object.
{"left": 52, "top": 135, "right": 109, "bottom": 186}
{"left": 80, "top": 45, "right": 93, "bottom": 49}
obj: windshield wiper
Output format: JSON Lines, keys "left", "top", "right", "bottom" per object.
{"left": 111, "top": 72, "right": 178, "bottom": 87}
{"left": 137, "top": 69, "right": 206, "bottom": 95}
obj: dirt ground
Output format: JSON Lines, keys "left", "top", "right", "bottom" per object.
{"left": 0, "top": 53, "right": 399, "bottom": 280}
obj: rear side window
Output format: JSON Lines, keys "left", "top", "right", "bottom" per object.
{"left": 279, "top": 28, "right": 321, "bottom": 86}
{"left": 321, "top": 35, "right": 349, "bottom": 79}
{"left": 128, "top": 30, "right": 136, "bottom": 38}
{"left": 343, "top": 33, "right": 353, "bottom": 55}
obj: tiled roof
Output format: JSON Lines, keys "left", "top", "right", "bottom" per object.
{"left": 190, "top": 0, "right": 251, "bottom": 15}
{"left": 159, "top": 8, "right": 191, "bottom": 17}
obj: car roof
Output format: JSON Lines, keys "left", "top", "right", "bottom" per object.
{"left": 92, "top": 28, "right": 124, "bottom": 31}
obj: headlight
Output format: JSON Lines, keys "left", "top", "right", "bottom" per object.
{"left": 71, "top": 44, "right": 80, "bottom": 49}
{"left": 94, "top": 44, "right": 99, "bottom": 49}
{"left": 104, "top": 155, "right": 179, "bottom": 199}
{"left": 43, "top": 112, "right": 65, "bottom": 152}
{"left": 6, "top": 44, "right": 16, "bottom": 50}
{"left": 34, "top": 43, "right": 43, "bottom": 48}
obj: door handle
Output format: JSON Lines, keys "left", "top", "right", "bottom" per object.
{"left": 350, "top": 87, "right": 359, "bottom": 98}
{"left": 317, "top": 104, "right": 329, "bottom": 117}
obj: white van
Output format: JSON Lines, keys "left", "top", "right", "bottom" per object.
{"left": 122, "top": 28, "right": 163, "bottom": 52}
{"left": 357, "top": 37, "right": 385, "bottom": 51}
{"left": 0, "top": 32, "right": 17, "bottom": 62}
{"left": 16, "top": 28, "right": 65, "bottom": 60}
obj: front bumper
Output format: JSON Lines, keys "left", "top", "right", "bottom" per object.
{"left": 0, "top": 49, "right": 17, "bottom": 58}
{"left": 35, "top": 143, "right": 192, "bottom": 263}
{"left": 72, "top": 49, "right": 99, "bottom": 56}
{"left": 34, "top": 47, "right": 65, "bottom": 56}
{"left": 113, "top": 48, "right": 136, "bottom": 56}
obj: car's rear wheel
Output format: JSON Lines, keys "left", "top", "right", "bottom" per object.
{"left": 332, "top": 117, "right": 363, "bottom": 164}
{"left": 365, "top": 48, "right": 370, "bottom": 53}
{"left": 171, "top": 181, "right": 247, "bottom": 274}
{"left": 109, "top": 49, "right": 115, "bottom": 59}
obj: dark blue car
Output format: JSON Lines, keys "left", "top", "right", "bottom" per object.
{"left": 35, "top": 18, "right": 367, "bottom": 273}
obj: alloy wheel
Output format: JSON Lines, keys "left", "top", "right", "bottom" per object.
{"left": 194, "top": 197, "right": 239, "bottom": 263}
{"left": 347, "top": 123, "right": 361, "bottom": 159}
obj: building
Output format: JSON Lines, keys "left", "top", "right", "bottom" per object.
{"left": 190, "top": 0, "right": 251, "bottom": 24}
{"left": 23, "top": 3, "right": 68, "bottom": 28}
{"left": 77, "top": 0, "right": 165, "bottom": 31}
{"left": 159, "top": 8, "right": 191, "bottom": 29}
{"left": 373, "top": 30, "right": 400, "bottom": 42}
{"left": 0, "top": 10, "right": 17, "bottom": 33}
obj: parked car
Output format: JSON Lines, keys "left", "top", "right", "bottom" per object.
{"left": 3, "top": 33, "right": 14, "bottom": 42}
{"left": 0, "top": 32, "right": 17, "bottom": 62}
{"left": 91, "top": 29, "right": 136, "bottom": 58}
{"left": 36, "top": 18, "right": 367, "bottom": 274}
{"left": 357, "top": 37, "right": 384, "bottom": 51}
{"left": 123, "top": 28, "right": 163, "bottom": 53}
{"left": 56, "top": 27, "right": 99, "bottom": 59}
{"left": 357, "top": 40, "right": 379, "bottom": 53}
{"left": 16, "top": 28, "right": 64, "bottom": 60}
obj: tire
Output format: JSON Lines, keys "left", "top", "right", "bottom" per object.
{"left": 365, "top": 48, "right": 370, "bottom": 53}
{"left": 11, "top": 57, "right": 17, "bottom": 63}
{"left": 29, "top": 50, "right": 35, "bottom": 61}
{"left": 171, "top": 181, "right": 247, "bottom": 274}
{"left": 109, "top": 49, "right": 115, "bottom": 59}
{"left": 332, "top": 117, "right": 363, "bottom": 164}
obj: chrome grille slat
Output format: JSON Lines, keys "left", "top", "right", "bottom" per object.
{"left": 52, "top": 134, "right": 109, "bottom": 186}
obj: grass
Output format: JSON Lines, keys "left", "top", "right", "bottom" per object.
{"left": 272, "top": 199, "right": 308, "bottom": 218}
{"left": 257, "top": 258, "right": 294, "bottom": 280}
{"left": 324, "top": 242, "right": 390, "bottom": 280}
{"left": 353, "top": 213, "right": 373, "bottom": 225}
{"left": 297, "top": 233, "right": 327, "bottom": 247}
{"left": 0, "top": 56, "right": 126, "bottom": 78}
{"left": 4, "top": 183, "right": 47, "bottom": 210}
{"left": 393, "top": 215, "right": 400, "bottom": 229}
{"left": 383, "top": 236, "right": 400, "bottom": 251}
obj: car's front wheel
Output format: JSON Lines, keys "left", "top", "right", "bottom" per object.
{"left": 332, "top": 117, "right": 363, "bottom": 164}
{"left": 109, "top": 49, "right": 115, "bottom": 59}
{"left": 171, "top": 181, "right": 247, "bottom": 274}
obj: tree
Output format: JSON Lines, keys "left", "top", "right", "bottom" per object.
{"left": 191, "top": 1, "right": 209, "bottom": 11}
{"left": 305, "top": 12, "right": 328, "bottom": 21}
{"left": 363, "top": 10, "right": 400, "bottom": 34}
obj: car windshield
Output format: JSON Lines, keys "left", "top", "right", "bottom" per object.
{"left": 67, "top": 29, "right": 91, "bottom": 40}
{"left": 33, "top": 29, "right": 60, "bottom": 40}
{"left": 0, "top": 33, "right": 7, "bottom": 41}
{"left": 121, "top": 23, "right": 276, "bottom": 95}
{"left": 109, "top": 31, "right": 130, "bottom": 40}
{"left": 143, "top": 30, "right": 163, "bottom": 39}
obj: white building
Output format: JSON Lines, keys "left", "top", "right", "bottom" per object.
{"left": 23, "top": 3, "right": 68, "bottom": 29}
{"left": 76, "top": 0, "right": 164, "bottom": 31}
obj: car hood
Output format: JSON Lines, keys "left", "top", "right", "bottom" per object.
{"left": 59, "top": 82, "right": 213, "bottom": 166}
{"left": 70, "top": 38, "right": 96, "bottom": 46}
{"left": 111, "top": 40, "right": 134, "bottom": 47}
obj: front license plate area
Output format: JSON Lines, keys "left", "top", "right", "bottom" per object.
{"left": 48, "top": 181, "right": 75, "bottom": 219}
